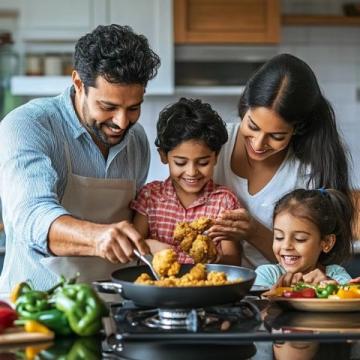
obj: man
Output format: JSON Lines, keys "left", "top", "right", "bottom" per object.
{"left": 0, "top": 24, "right": 160, "bottom": 291}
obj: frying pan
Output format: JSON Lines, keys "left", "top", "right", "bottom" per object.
{"left": 94, "top": 264, "right": 256, "bottom": 308}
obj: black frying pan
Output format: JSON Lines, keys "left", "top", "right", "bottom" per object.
{"left": 101, "top": 264, "right": 255, "bottom": 308}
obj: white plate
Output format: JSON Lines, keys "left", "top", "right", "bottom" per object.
{"left": 269, "top": 297, "right": 360, "bottom": 312}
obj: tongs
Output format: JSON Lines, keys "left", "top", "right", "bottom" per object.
{"left": 133, "top": 249, "right": 161, "bottom": 281}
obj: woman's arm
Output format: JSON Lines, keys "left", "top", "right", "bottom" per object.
{"left": 208, "top": 208, "right": 276, "bottom": 262}
{"left": 217, "top": 240, "right": 242, "bottom": 266}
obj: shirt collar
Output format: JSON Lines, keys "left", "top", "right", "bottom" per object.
{"left": 61, "top": 86, "right": 88, "bottom": 139}
{"left": 162, "top": 177, "right": 216, "bottom": 207}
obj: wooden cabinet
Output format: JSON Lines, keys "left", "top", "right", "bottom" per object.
{"left": 174, "top": 0, "right": 280, "bottom": 44}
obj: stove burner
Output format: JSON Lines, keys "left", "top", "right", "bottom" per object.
{"left": 112, "top": 299, "right": 262, "bottom": 340}
{"left": 144, "top": 308, "right": 205, "bottom": 331}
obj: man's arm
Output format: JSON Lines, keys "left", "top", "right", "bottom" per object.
{"left": 49, "top": 215, "right": 149, "bottom": 262}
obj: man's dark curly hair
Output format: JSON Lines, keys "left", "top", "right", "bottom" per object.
{"left": 155, "top": 98, "right": 228, "bottom": 154}
{"left": 74, "top": 24, "right": 160, "bottom": 91}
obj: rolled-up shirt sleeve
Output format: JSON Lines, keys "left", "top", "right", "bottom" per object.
{"left": 0, "top": 108, "right": 69, "bottom": 255}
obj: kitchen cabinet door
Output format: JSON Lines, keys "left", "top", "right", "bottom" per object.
{"left": 174, "top": 0, "right": 280, "bottom": 44}
{"left": 107, "top": 0, "right": 174, "bottom": 94}
{"left": 19, "top": 0, "right": 95, "bottom": 40}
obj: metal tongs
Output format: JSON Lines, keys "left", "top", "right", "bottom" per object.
{"left": 133, "top": 249, "right": 161, "bottom": 281}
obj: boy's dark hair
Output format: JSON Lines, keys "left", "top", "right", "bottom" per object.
{"left": 74, "top": 24, "right": 160, "bottom": 92}
{"left": 155, "top": 97, "right": 228, "bottom": 154}
{"left": 273, "top": 188, "right": 353, "bottom": 265}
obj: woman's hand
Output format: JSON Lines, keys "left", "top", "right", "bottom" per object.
{"left": 145, "top": 239, "right": 171, "bottom": 255}
{"left": 207, "top": 209, "right": 253, "bottom": 242}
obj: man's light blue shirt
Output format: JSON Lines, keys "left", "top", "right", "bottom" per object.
{"left": 0, "top": 86, "right": 150, "bottom": 292}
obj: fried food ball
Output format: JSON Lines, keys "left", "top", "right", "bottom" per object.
{"left": 189, "top": 217, "right": 213, "bottom": 233}
{"left": 189, "top": 235, "right": 217, "bottom": 263}
{"left": 152, "top": 248, "right": 181, "bottom": 277}
{"left": 135, "top": 273, "right": 154, "bottom": 285}
{"left": 207, "top": 271, "right": 228, "bottom": 285}
{"left": 173, "top": 222, "right": 193, "bottom": 241}
{"left": 173, "top": 217, "right": 217, "bottom": 263}
{"left": 179, "top": 233, "right": 196, "bottom": 252}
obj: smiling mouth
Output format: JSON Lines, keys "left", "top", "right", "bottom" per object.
{"left": 281, "top": 255, "right": 301, "bottom": 265}
{"left": 182, "top": 178, "right": 201, "bottom": 184}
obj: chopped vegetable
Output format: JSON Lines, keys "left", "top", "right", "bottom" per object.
{"left": 283, "top": 287, "right": 317, "bottom": 298}
{"left": 315, "top": 284, "right": 338, "bottom": 298}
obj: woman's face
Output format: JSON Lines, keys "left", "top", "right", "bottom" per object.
{"left": 240, "top": 107, "right": 294, "bottom": 162}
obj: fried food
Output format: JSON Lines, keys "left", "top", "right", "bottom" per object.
{"left": 135, "top": 263, "right": 241, "bottom": 287}
{"left": 189, "top": 235, "right": 217, "bottom": 263}
{"left": 173, "top": 217, "right": 216, "bottom": 263}
{"left": 152, "top": 248, "right": 181, "bottom": 277}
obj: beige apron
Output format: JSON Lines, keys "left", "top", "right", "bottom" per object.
{"left": 40, "top": 143, "right": 136, "bottom": 283}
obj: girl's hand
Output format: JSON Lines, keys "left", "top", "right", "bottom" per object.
{"left": 349, "top": 277, "right": 360, "bottom": 284}
{"left": 301, "top": 268, "right": 329, "bottom": 285}
{"left": 145, "top": 239, "right": 171, "bottom": 255}
{"left": 207, "top": 209, "right": 253, "bottom": 242}
{"left": 274, "top": 272, "right": 304, "bottom": 287}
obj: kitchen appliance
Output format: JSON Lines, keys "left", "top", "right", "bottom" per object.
{"left": 100, "top": 299, "right": 360, "bottom": 360}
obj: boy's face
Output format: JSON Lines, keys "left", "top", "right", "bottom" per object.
{"left": 272, "top": 212, "right": 331, "bottom": 274}
{"left": 160, "top": 139, "right": 218, "bottom": 198}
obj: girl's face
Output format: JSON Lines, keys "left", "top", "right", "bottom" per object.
{"left": 273, "top": 212, "right": 330, "bottom": 274}
{"left": 240, "top": 107, "right": 294, "bottom": 162}
{"left": 160, "top": 139, "right": 217, "bottom": 198}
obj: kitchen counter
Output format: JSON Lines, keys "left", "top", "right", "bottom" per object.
{"left": 1, "top": 299, "right": 360, "bottom": 359}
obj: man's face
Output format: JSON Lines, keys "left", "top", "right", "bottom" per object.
{"left": 74, "top": 74, "right": 145, "bottom": 147}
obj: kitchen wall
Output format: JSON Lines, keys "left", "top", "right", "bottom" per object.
{"left": 142, "top": 23, "right": 360, "bottom": 187}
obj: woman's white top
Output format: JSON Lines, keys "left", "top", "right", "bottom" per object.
{"left": 214, "top": 122, "right": 312, "bottom": 267}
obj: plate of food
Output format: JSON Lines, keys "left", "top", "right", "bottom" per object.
{"left": 265, "top": 283, "right": 360, "bottom": 312}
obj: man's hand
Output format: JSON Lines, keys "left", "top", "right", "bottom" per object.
{"left": 49, "top": 215, "right": 149, "bottom": 263}
{"left": 95, "top": 221, "right": 149, "bottom": 263}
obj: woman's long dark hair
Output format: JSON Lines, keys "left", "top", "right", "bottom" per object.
{"left": 238, "top": 53, "right": 352, "bottom": 196}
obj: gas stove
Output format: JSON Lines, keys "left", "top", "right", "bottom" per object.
{"left": 101, "top": 299, "right": 360, "bottom": 359}
{"left": 108, "top": 299, "right": 262, "bottom": 341}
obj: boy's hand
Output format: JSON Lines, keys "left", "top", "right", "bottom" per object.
{"left": 145, "top": 239, "right": 171, "bottom": 255}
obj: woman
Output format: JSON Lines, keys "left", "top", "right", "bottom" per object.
{"left": 211, "top": 53, "right": 353, "bottom": 267}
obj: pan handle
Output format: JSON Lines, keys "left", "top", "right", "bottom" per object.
{"left": 92, "top": 281, "right": 123, "bottom": 294}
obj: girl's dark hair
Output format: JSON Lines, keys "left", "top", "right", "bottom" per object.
{"left": 238, "top": 53, "right": 352, "bottom": 196}
{"left": 74, "top": 24, "right": 160, "bottom": 91}
{"left": 155, "top": 97, "right": 228, "bottom": 154}
{"left": 273, "top": 188, "right": 353, "bottom": 265}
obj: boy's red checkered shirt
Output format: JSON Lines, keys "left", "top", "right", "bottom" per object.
{"left": 131, "top": 177, "right": 243, "bottom": 264}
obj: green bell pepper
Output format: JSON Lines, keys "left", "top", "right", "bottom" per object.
{"left": 315, "top": 283, "right": 338, "bottom": 298}
{"left": 55, "top": 284, "right": 108, "bottom": 336}
{"left": 15, "top": 290, "right": 51, "bottom": 318}
{"left": 33, "top": 308, "right": 73, "bottom": 336}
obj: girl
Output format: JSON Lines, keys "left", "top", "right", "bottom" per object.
{"left": 255, "top": 188, "right": 352, "bottom": 287}
{"left": 131, "top": 98, "right": 242, "bottom": 265}
{"left": 211, "top": 53, "right": 353, "bottom": 267}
